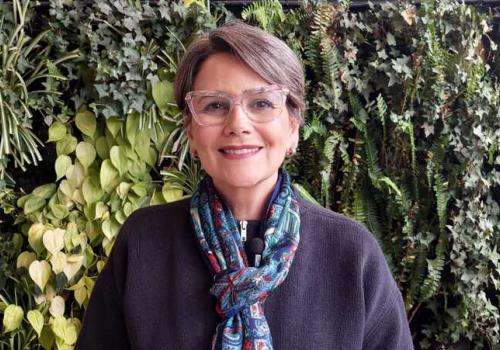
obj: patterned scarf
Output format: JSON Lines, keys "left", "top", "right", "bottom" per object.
{"left": 190, "top": 169, "right": 301, "bottom": 350}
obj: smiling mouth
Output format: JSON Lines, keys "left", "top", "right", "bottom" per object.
{"left": 219, "top": 147, "right": 262, "bottom": 155}
{"left": 218, "top": 146, "right": 263, "bottom": 158}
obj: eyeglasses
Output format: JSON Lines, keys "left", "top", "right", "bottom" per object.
{"left": 185, "top": 85, "right": 290, "bottom": 126}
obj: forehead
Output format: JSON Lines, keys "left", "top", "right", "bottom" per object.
{"left": 193, "top": 52, "right": 271, "bottom": 94}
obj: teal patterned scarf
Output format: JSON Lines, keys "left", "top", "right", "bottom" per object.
{"left": 190, "top": 169, "right": 301, "bottom": 350}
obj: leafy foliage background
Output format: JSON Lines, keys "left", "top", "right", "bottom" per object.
{"left": 0, "top": 0, "right": 498, "bottom": 348}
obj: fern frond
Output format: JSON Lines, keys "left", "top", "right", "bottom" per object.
{"left": 241, "top": 0, "right": 285, "bottom": 33}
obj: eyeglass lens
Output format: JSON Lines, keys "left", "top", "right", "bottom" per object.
{"left": 190, "top": 90, "right": 284, "bottom": 125}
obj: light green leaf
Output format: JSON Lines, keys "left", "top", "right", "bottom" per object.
{"left": 43, "top": 228, "right": 66, "bottom": 255}
{"left": 82, "top": 177, "right": 103, "bottom": 204}
{"left": 17, "top": 251, "right": 37, "bottom": 269}
{"left": 49, "top": 296, "right": 65, "bottom": 317}
{"left": 162, "top": 183, "right": 183, "bottom": 203}
{"left": 74, "top": 286, "right": 87, "bottom": 307}
{"left": 64, "top": 255, "right": 84, "bottom": 282}
{"left": 152, "top": 80, "right": 174, "bottom": 113}
{"left": 106, "top": 117, "right": 122, "bottom": 138}
{"left": 56, "top": 135, "right": 78, "bottom": 156}
{"left": 52, "top": 316, "right": 77, "bottom": 346}
{"left": 50, "top": 203, "right": 69, "bottom": 220}
{"left": 75, "top": 110, "right": 97, "bottom": 138}
{"left": 131, "top": 182, "right": 148, "bottom": 198}
{"left": 27, "top": 310, "right": 44, "bottom": 337}
{"left": 95, "top": 136, "right": 110, "bottom": 159}
{"left": 116, "top": 182, "right": 131, "bottom": 199}
{"left": 3, "top": 305, "right": 24, "bottom": 332}
{"left": 109, "top": 146, "right": 127, "bottom": 176}
{"left": 76, "top": 142, "right": 96, "bottom": 169}
{"left": 50, "top": 251, "right": 67, "bottom": 274}
{"left": 126, "top": 112, "right": 140, "bottom": 146}
{"left": 24, "top": 196, "right": 46, "bottom": 215}
{"left": 95, "top": 202, "right": 109, "bottom": 220}
{"left": 102, "top": 218, "right": 120, "bottom": 240}
{"left": 100, "top": 159, "right": 119, "bottom": 192}
{"left": 33, "top": 184, "right": 57, "bottom": 199}
{"left": 28, "top": 223, "right": 46, "bottom": 255}
{"left": 55, "top": 155, "right": 72, "bottom": 181}
{"left": 66, "top": 162, "right": 85, "bottom": 188}
{"left": 48, "top": 122, "right": 67, "bottom": 142}
{"left": 29, "top": 260, "right": 51, "bottom": 291}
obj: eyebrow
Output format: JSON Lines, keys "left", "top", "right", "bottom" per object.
{"left": 194, "top": 85, "right": 275, "bottom": 96}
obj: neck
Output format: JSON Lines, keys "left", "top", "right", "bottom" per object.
{"left": 213, "top": 172, "right": 279, "bottom": 220}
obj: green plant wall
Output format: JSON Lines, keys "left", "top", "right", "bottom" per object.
{"left": 0, "top": 0, "right": 498, "bottom": 349}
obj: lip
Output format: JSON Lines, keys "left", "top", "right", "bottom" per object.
{"left": 218, "top": 145, "right": 263, "bottom": 160}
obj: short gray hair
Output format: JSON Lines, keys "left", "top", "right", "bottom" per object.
{"left": 174, "top": 21, "right": 305, "bottom": 125}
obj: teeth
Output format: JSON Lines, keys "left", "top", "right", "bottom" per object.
{"left": 223, "top": 148, "right": 259, "bottom": 155}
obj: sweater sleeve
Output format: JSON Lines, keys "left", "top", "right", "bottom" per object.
{"left": 360, "top": 230, "right": 414, "bottom": 350}
{"left": 75, "top": 220, "right": 132, "bottom": 350}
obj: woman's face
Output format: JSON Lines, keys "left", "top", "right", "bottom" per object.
{"left": 187, "top": 52, "right": 299, "bottom": 193}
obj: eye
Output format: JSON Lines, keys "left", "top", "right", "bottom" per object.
{"left": 202, "top": 101, "right": 229, "bottom": 113}
{"left": 251, "top": 99, "right": 275, "bottom": 110}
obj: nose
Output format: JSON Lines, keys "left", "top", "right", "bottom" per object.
{"left": 223, "top": 103, "right": 252, "bottom": 136}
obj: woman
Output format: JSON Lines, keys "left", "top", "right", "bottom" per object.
{"left": 76, "top": 21, "right": 413, "bottom": 350}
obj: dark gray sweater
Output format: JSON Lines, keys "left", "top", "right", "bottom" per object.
{"left": 76, "top": 196, "right": 414, "bottom": 350}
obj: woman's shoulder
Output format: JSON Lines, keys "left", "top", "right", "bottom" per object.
{"left": 117, "top": 197, "right": 192, "bottom": 240}
{"left": 297, "top": 196, "right": 376, "bottom": 243}
{"left": 126, "top": 197, "right": 191, "bottom": 222}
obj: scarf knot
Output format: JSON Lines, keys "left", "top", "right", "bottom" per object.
{"left": 190, "top": 169, "right": 300, "bottom": 350}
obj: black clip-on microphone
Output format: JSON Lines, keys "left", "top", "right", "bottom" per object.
{"left": 248, "top": 237, "right": 265, "bottom": 268}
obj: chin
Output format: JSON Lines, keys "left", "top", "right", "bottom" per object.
{"left": 211, "top": 169, "right": 277, "bottom": 190}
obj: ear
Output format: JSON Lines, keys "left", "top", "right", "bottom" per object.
{"left": 186, "top": 121, "right": 196, "bottom": 155}
{"left": 288, "top": 117, "right": 300, "bottom": 150}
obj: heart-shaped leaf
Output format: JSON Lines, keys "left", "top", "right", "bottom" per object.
{"left": 43, "top": 228, "right": 66, "bottom": 255}
{"left": 50, "top": 251, "right": 67, "bottom": 274}
{"left": 55, "top": 155, "right": 72, "bottom": 181}
{"left": 29, "top": 260, "right": 51, "bottom": 291}
{"left": 76, "top": 142, "right": 96, "bottom": 169}
{"left": 100, "top": 159, "right": 119, "bottom": 192}
{"left": 16, "top": 251, "right": 37, "bottom": 269}
{"left": 3, "top": 305, "right": 24, "bottom": 332}
{"left": 49, "top": 296, "right": 65, "bottom": 317}
{"left": 109, "top": 146, "right": 127, "bottom": 176}
{"left": 56, "top": 135, "right": 77, "bottom": 156}
{"left": 75, "top": 110, "right": 96, "bottom": 138}
{"left": 28, "top": 223, "right": 46, "bottom": 255}
{"left": 48, "top": 122, "right": 66, "bottom": 142}
{"left": 63, "top": 255, "right": 84, "bottom": 282}
{"left": 27, "top": 310, "right": 44, "bottom": 337}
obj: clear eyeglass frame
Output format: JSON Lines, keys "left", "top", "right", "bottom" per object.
{"left": 184, "top": 84, "right": 290, "bottom": 127}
